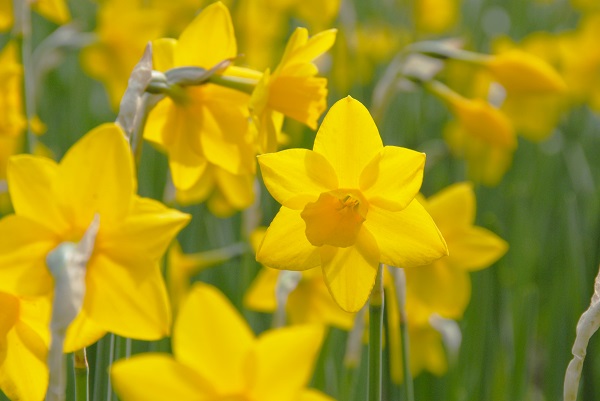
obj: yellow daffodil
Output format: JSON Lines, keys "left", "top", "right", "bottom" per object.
{"left": 0, "top": 42, "right": 26, "bottom": 138}
{"left": 406, "top": 183, "right": 508, "bottom": 324}
{"left": 484, "top": 49, "right": 567, "bottom": 95}
{"left": 112, "top": 282, "right": 327, "bottom": 401}
{"left": 427, "top": 80, "right": 516, "bottom": 186}
{"left": 0, "top": 292, "right": 50, "bottom": 401}
{"left": 245, "top": 227, "right": 355, "bottom": 329}
{"left": 387, "top": 288, "right": 448, "bottom": 381}
{"left": 250, "top": 27, "right": 336, "bottom": 153}
{"left": 0, "top": 123, "right": 190, "bottom": 351}
{"left": 490, "top": 34, "right": 568, "bottom": 142}
{"left": 145, "top": 2, "right": 255, "bottom": 190}
{"left": 414, "top": 0, "right": 460, "bottom": 34}
{"left": 80, "top": 0, "right": 165, "bottom": 109}
{"left": 256, "top": 96, "right": 448, "bottom": 312}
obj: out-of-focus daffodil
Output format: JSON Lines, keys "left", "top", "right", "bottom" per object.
{"left": 387, "top": 281, "right": 448, "bottom": 382}
{"left": 81, "top": 1, "right": 165, "bottom": 109}
{"left": 427, "top": 80, "right": 516, "bottom": 186}
{"left": 245, "top": 227, "right": 355, "bottom": 329}
{"left": 0, "top": 123, "right": 190, "bottom": 351}
{"left": 0, "top": 292, "right": 50, "bottom": 401}
{"left": 0, "top": 42, "right": 26, "bottom": 138}
{"left": 257, "top": 96, "right": 448, "bottom": 312}
{"left": 484, "top": 49, "right": 567, "bottom": 95}
{"left": 414, "top": 0, "right": 460, "bottom": 34}
{"left": 491, "top": 34, "right": 568, "bottom": 141}
{"left": 145, "top": 2, "right": 255, "bottom": 190}
{"left": 406, "top": 183, "right": 508, "bottom": 324}
{"left": 167, "top": 240, "right": 248, "bottom": 313}
{"left": 250, "top": 27, "right": 336, "bottom": 153}
{"left": 112, "top": 282, "right": 328, "bottom": 401}
{"left": 174, "top": 164, "right": 255, "bottom": 217}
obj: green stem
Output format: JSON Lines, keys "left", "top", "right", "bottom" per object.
{"left": 208, "top": 74, "right": 257, "bottom": 95}
{"left": 390, "top": 267, "right": 414, "bottom": 401}
{"left": 73, "top": 349, "right": 89, "bottom": 401}
{"left": 368, "top": 264, "right": 384, "bottom": 401}
{"left": 13, "top": 0, "right": 37, "bottom": 152}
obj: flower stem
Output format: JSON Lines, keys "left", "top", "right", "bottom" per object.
{"left": 208, "top": 74, "right": 257, "bottom": 95}
{"left": 368, "top": 264, "right": 384, "bottom": 401}
{"left": 13, "top": 0, "right": 37, "bottom": 152}
{"left": 389, "top": 266, "right": 415, "bottom": 401}
{"left": 73, "top": 349, "right": 89, "bottom": 401}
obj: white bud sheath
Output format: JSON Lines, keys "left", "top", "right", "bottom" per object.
{"left": 564, "top": 265, "right": 600, "bottom": 401}
{"left": 45, "top": 214, "right": 99, "bottom": 401}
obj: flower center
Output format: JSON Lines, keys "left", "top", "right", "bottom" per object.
{"left": 301, "top": 188, "right": 369, "bottom": 248}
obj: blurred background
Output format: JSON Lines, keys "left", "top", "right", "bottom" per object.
{"left": 1, "top": 0, "right": 600, "bottom": 400}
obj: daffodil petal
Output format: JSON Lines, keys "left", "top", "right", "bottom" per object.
{"left": 7, "top": 155, "right": 67, "bottom": 233}
{"left": 174, "top": 283, "right": 254, "bottom": 395}
{"left": 200, "top": 92, "right": 254, "bottom": 175}
{"left": 0, "top": 323, "right": 48, "bottom": 401}
{"left": 169, "top": 132, "right": 208, "bottom": 191}
{"left": 405, "top": 262, "right": 471, "bottom": 323}
{"left": 247, "top": 325, "right": 325, "bottom": 401}
{"left": 286, "top": 29, "right": 337, "bottom": 68}
{"left": 447, "top": 226, "right": 508, "bottom": 271}
{"left": 258, "top": 149, "right": 337, "bottom": 209}
{"left": 84, "top": 255, "right": 171, "bottom": 340}
{"left": 175, "top": 2, "right": 236, "bottom": 68}
{"left": 0, "top": 215, "right": 56, "bottom": 296}
{"left": 313, "top": 96, "right": 382, "bottom": 187}
{"left": 321, "top": 227, "right": 380, "bottom": 313}
{"left": 111, "top": 354, "right": 211, "bottom": 401}
{"left": 360, "top": 147, "right": 425, "bottom": 212}
{"left": 214, "top": 168, "right": 254, "bottom": 210}
{"left": 63, "top": 308, "right": 107, "bottom": 353}
{"left": 152, "top": 38, "right": 176, "bottom": 72}
{"left": 144, "top": 98, "right": 173, "bottom": 149}
{"left": 256, "top": 207, "right": 321, "bottom": 271}
{"left": 287, "top": 274, "right": 355, "bottom": 329}
{"left": 425, "top": 182, "right": 475, "bottom": 232}
{"left": 56, "top": 123, "right": 134, "bottom": 227}
{"left": 243, "top": 267, "right": 279, "bottom": 312}
{"left": 365, "top": 201, "right": 448, "bottom": 268}
{"left": 100, "top": 196, "right": 190, "bottom": 263}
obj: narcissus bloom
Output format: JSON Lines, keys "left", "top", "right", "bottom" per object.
{"left": 484, "top": 49, "right": 567, "bottom": 95}
{"left": 405, "top": 183, "right": 508, "bottom": 325}
{"left": 0, "top": 42, "right": 26, "bottom": 138}
{"left": 250, "top": 27, "right": 336, "bottom": 153}
{"left": 112, "top": 282, "right": 330, "bottom": 401}
{"left": 0, "top": 293, "right": 50, "bottom": 401}
{"left": 257, "top": 96, "right": 448, "bottom": 312}
{"left": 81, "top": 0, "right": 164, "bottom": 109}
{"left": 146, "top": 2, "right": 255, "bottom": 191}
{"left": 245, "top": 228, "right": 355, "bottom": 329}
{"left": 0, "top": 123, "right": 190, "bottom": 351}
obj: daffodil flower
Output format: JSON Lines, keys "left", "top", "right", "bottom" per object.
{"left": 0, "top": 292, "right": 50, "bottom": 401}
{"left": 111, "top": 282, "right": 329, "bottom": 401}
{"left": 257, "top": 96, "right": 448, "bottom": 312}
{"left": 145, "top": 2, "right": 256, "bottom": 191}
{"left": 406, "top": 182, "right": 508, "bottom": 325}
{"left": 0, "top": 123, "right": 190, "bottom": 351}
{"left": 0, "top": 42, "right": 26, "bottom": 138}
{"left": 0, "top": 0, "right": 70, "bottom": 32}
{"left": 250, "top": 27, "right": 336, "bottom": 153}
